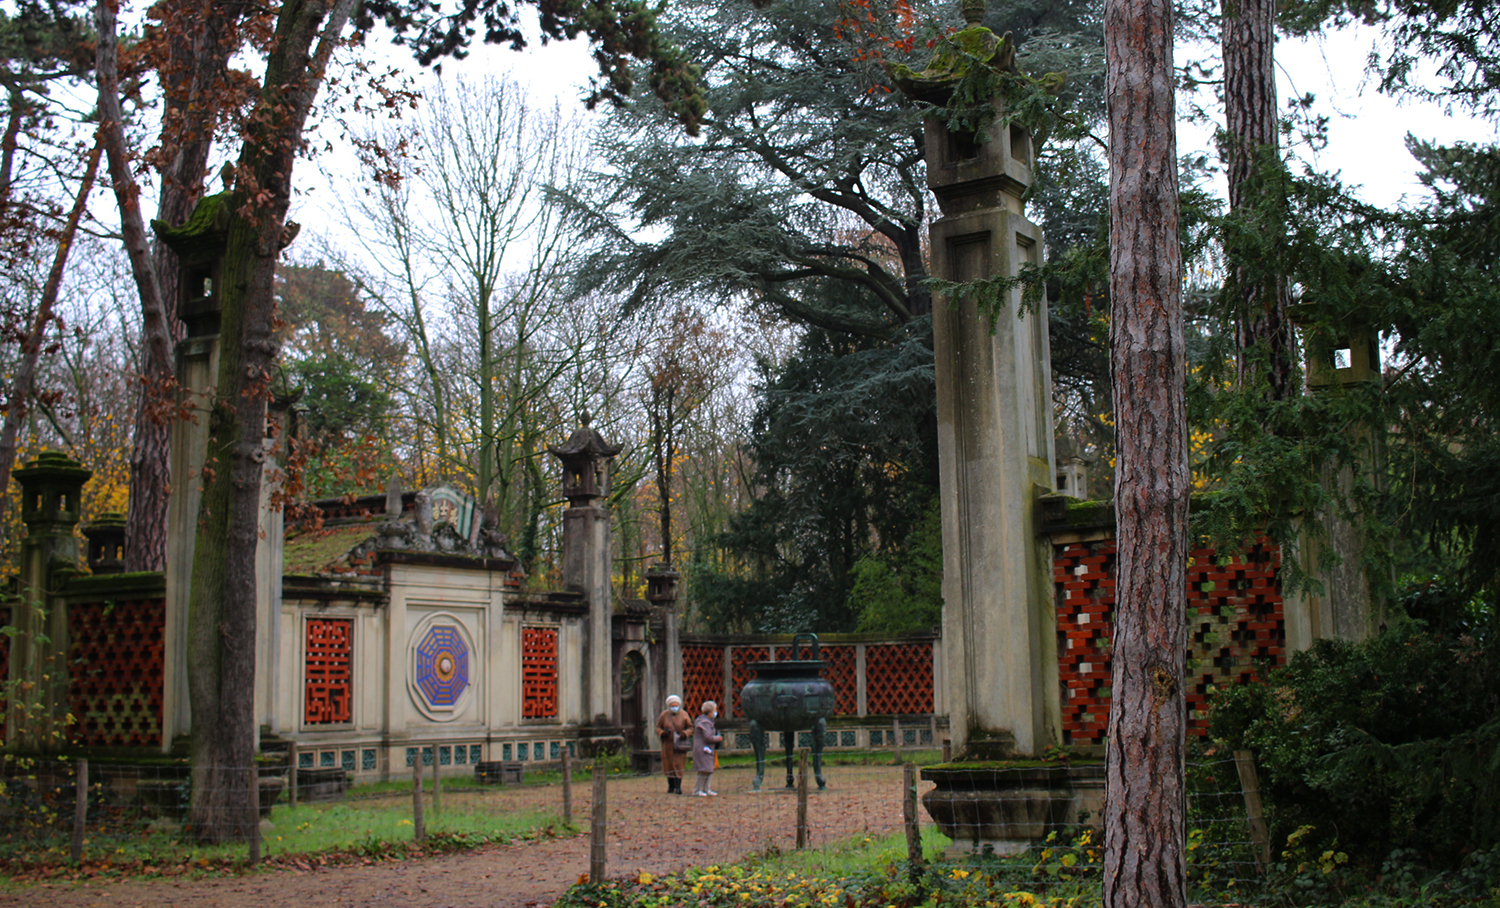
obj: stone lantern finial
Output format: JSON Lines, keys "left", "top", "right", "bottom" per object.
{"left": 548, "top": 411, "right": 622, "bottom": 507}
{"left": 962, "top": 0, "right": 986, "bottom": 26}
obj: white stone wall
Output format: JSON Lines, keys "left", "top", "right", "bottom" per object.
{"left": 274, "top": 559, "right": 588, "bottom": 779}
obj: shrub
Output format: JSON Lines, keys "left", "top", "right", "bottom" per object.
{"left": 1209, "top": 619, "right": 1500, "bottom": 869}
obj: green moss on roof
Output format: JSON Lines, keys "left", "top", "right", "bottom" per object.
{"left": 282, "top": 525, "right": 374, "bottom": 574}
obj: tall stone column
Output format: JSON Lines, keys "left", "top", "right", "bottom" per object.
{"left": 1285, "top": 315, "right": 1383, "bottom": 648}
{"left": 155, "top": 194, "right": 283, "bottom": 752}
{"left": 158, "top": 199, "right": 227, "bottom": 751}
{"left": 8, "top": 452, "right": 91, "bottom": 751}
{"left": 549, "top": 414, "right": 623, "bottom": 751}
{"left": 894, "top": 11, "right": 1059, "bottom": 759}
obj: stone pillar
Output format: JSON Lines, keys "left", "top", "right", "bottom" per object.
{"left": 155, "top": 193, "right": 282, "bottom": 752}
{"left": 895, "top": 23, "right": 1059, "bottom": 758}
{"left": 159, "top": 198, "right": 228, "bottom": 751}
{"left": 549, "top": 414, "right": 623, "bottom": 751}
{"left": 1286, "top": 315, "right": 1383, "bottom": 648}
{"left": 255, "top": 404, "right": 288, "bottom": 736}
{"left": 9, "top": 451, "right": 91, "bottom": 750}
{"left": 645, "top": 564, "right": 682, "bottom": 703}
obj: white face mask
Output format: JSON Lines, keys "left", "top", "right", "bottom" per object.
{"left": 669, "top": 705, "right": 680, "bottom": 713}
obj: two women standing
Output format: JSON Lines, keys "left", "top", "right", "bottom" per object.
{"left": 656, "top": 695, "right": 723, "bottom": 796}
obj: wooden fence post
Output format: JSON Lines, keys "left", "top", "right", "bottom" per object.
{"left": 431, "top": 748, "right": 441, "bottom": 815}
{"left": 248, "top": 763, "right": 260, "bottom": 864}
{"left": 412, "top": 757, "right": 426, "bottom": 842}
{"left": 942, "top": 739, "right": 952, "bottom": 762}
{"left": 796, "top": 749, "right": 810, "bottom": 850}
{"left": 562, "top": 750, "right": 573, "bottom": 827}
{"left": 1234, "top": 750, "right": 1272, "bottom": 872}
{"left": 903, "top": 761, "right": 923, "bottom": 870}
{"left": 71, "top": 758, "right": 87, "bottom": 863}
{"left": 288, "top": 742, "right": 299, "bottom": 808}
{"left": 590, "top": 762, "right": 608, "bottom": 882}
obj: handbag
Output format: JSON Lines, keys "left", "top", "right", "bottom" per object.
{"left": 672, "top": 729, "right": 691, "bottom": 753}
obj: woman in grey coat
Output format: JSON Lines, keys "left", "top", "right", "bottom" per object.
{"left": 691, "top": 700, "right": 723, "bottom": 796}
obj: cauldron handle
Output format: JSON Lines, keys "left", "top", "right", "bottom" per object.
{"left": 791, "top": 632, "right": 819, "bottom": 661}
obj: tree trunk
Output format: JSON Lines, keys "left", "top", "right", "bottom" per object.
{"left": 1103, "top": 0, "right": 1189, "bottom": 904}
{"left": 185, "top": 0, "right": 358, "bottom": 843}
{"left": 0, "top": 143, "right": 102, "bottom": 506}
{"left": 1223, "top": 0, "right": 1294, "bottom": 400}
{"left": 95, "top": 0, "right": 177, "bottom": 573}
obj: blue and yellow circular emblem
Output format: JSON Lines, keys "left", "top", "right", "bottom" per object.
{"left": 414, "top": 624, "right": 469, "bottom": 708}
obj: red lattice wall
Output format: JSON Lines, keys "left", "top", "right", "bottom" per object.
{"left": 681, "top": 644, "right": 723, "bottom": 714}
{"left": 305, "top": 618, "right": 354, "bottom": 724}
{"left": 729, "top": 646, "right": 769, "bottom": 718}
{"left": 522, "top": 626, "right": 560, "bottom": 718}
{"left": 1055, "top": 538, "right": 1285, "bottom": 745}
{"left": 820, "top": 644, "right": 858, "bottom": 715}
{"left": 68, "top": 597, "right": 166, "bottom": 747}
{"left": 865, "top": 643, "right": 935, "bottom": 714}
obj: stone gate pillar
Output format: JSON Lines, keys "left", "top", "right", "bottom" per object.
{"left": 549, "top": 413, "right": 624, "bottom": 751}
{"left": 895, "top": 10, "right": 1059, "bottom": 758}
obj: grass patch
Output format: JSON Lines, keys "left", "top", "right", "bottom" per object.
{"left": 0, "top": 788, "right": 569, "bottom": 883}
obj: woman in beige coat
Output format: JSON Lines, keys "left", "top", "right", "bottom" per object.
{"left": 655, "top": 694, "right": 693, "bottom": 794}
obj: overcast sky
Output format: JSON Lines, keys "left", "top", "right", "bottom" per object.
{"left": 296, "top": 16, "right": 1497, "bottom": 259}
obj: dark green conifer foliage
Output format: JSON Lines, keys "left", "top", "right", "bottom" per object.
{"left": 565, "top": 0, "right": 1112, "bottom": 631}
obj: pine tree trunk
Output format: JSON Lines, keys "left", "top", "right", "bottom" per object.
{"left": 1223, "top": 0, "right": 1294, "bottom": 399}
{"left": 1103, "top": 0, "right": 1189, "bottom": 904}
{"left": 185, "top": 0, "right": 358, "bottom": 843}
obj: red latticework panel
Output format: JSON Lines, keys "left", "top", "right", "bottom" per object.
{"left": 68, "top": 598, "right": 166, "bottom": 747}
{"left": 820, "top": 645, "right": 857, "bottom": 715}
{"left": 681, "top": 644, "right": 723, "bottom": 716}
{"left": 1185, "top": 540, "right": 1285, "bottom": 736}
{"left": 1055, "top": 541, "right": 1116, "bottom": 747}
{"left": 865, "top": 643, "right": 934, "bottom": 714}
{"left": 730, "top": 646, "right": 769, "bottom": 718}
{"left": 305, "top": 618, "right": 354, "bottom": 724}
{"left": 522, "top": 626, "right": 559, "bottom": 719}
{"left": 1054, "top": 538, "right": 1286, "bottom": 744}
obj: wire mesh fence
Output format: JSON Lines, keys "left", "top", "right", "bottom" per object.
{"left": 0, "top": 748, "right": 1272, "bottom": 904}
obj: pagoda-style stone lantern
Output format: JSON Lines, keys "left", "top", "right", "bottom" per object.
{"left": 551, "top": 411, "right": 621, "bottom": 506}
{"left": 1305, "top": 320, "right": 1381, "bottom": 391}
{"left": 8, "top": 451, "right": 91, "bottom": 750}
{"left": 1055, "top": 455, "right": 1089, "bottom": 500}
{"left": 14, "top": 451, "right": 91, "bottom": 568}
{"left": 152, "top": 192, "right": 232, "bottom": 337}
{"left": 550, "top": 413, "right": 625, "bottom": 751}
{"left": 83, "top": 511, "right": 128, "bottom": 574}
{"left": 644, "top": 563, "right": 680, "bottom": 606}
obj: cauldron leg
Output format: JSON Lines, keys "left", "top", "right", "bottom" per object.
{"left": 782, "top": 731, "right": 795, "bottom": 788}
{"left": 812, "top": 717, "right": 827, "bottom": 790}
{"left": 750, "top": 720, "right": 766, "bottom": 790}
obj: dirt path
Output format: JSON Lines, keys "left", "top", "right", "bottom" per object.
{"left": 3, "top": 765, "right": 913, "bottom": 908}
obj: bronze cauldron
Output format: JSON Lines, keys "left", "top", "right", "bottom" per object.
{"left": 738, "top": 633, "right": 835, "bottom": 790}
